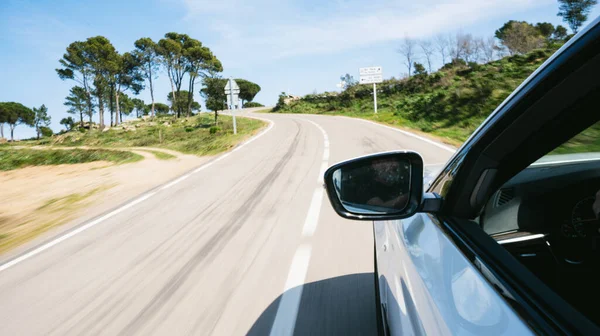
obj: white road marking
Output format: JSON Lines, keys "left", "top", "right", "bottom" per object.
{"left": 337, "top": 116, "right": 456, "bottom": 153}
{"left": 269, "top": 244, "right": 312, "bottom": 336}
{"left": 301, "top": 119, "right": 329, "bottom": 235}
{"left": 0, "top": 117, "right": 275, "bottom": 273}
{"left": 270, "top": 118, "right": 329, "bottom": 335}
{"left": 0, "top": 191, "right": 156, "bottom": 273}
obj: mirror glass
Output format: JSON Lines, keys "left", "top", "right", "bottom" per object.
{"left": 331, "top": 157, "right": 412, "bottom": 215}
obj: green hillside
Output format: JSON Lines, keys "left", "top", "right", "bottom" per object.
{"left": 274, "top": 47, "right": 560, "bottom": 145}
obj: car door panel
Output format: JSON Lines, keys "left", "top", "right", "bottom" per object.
{"left": 375, "top": 213, "right": 534, "bottom": 335}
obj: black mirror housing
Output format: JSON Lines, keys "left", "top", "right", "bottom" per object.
{"left": 323, "top": 151, "right": 424, "bottom": 221}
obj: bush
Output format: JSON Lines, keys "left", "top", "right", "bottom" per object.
{"left": 209, "top": 126, "right": 221, "bottom": 134}
{"left": 40, "top": 126, "right": 53, "bottom": 137}
{"left": 185, "top": 126, "right": 194, "bottom": 133}
{"left": 243, "top": 102, "right": 264, "bottom": 108}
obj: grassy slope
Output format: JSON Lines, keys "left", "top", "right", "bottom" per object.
{"left": 0, "top": 148, "right": 142, "bottom": 171}
{"left": 17, "top": 113, "right": 266, "bottom": 156}
{"left": 274, "top": 47, "right": 559, "bottom": 146}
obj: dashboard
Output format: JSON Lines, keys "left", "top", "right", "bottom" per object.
{"left": 482, "top": 158, "right": 600, "bottom": 244}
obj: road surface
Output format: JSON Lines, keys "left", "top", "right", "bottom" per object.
{"left": 0, "top": 110, "right": 454, "bottom": 335}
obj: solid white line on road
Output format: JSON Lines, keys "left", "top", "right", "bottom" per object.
{"left": 301, "top": 119, "right": 329, "bottom": 236}
{"left": 301, "top": 189, "right": 325, "bottom": 238}
{"left": 270, "top": 118, "right": 329, "bottom": 336}
{"left": 337, "top": 116, "right": 456, "bottom": 153}
{"left": 0, "top": 117, "right": 275, "bottom": 273}
{"left": 269, "top": 244, "right": 312, "bottom": 336}
{"left": 0, "top": 191, "right": 156, "bottom": 273}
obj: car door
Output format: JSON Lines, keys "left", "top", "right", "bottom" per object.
{"left": 376, "top": 17, "right": 600, "bottom": 336}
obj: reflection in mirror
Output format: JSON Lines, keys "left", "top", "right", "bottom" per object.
{"left": 332, "top": 157, "right": 411, "bottom": 215}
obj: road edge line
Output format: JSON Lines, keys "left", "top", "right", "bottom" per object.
{"left": 0, "top": 118, "right": 275, "bottom": 273}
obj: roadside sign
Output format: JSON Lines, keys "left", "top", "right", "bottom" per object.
{"left": 225, "top": 78, "right": 239, "bottom": 134}
{"left": 359, "top": 66, "right": 383, "bottom": 114}
{"left": 359, "top": 74, "right": 383, "bottom": 84}
{"left": 224, "top": 79, "right": 240, "bottom": 92}
{"left": 359, "top": 66, "right": 382, "bottom": 76}
{"left": 226, "top": 94, "right": 239, "bottom": 107}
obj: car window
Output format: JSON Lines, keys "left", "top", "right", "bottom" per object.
{"left": 531, "top": 121, "right": 600, "bottom": 166}
{"left": 482, "top": 120, "right": 600, "bottom": 326}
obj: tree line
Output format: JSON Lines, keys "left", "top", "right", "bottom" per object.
{"left": 392, "top": 0, "right": 596, "bottom": 78}
{"left": 0, "top": 103, "right": 51, "bottom": 141}
{"left": 56, "top": 32, "right": 262, "bottom": 132}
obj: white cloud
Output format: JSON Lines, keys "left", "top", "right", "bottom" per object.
{"left": 180, "top": 0, "right": 550, "bottom": 67}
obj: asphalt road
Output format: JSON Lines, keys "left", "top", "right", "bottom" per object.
{"left": 0, "top": 110, "right": 454, "bottom": 335}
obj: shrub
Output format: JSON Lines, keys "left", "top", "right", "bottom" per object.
{"left": 40, "top": 126, "right": 53, "bottom": 137}
{"left": 209, "top": 126, "right": 221, "bottom": 134}
{"left": 243, "top": 102, "right": 264, "bottom": 108}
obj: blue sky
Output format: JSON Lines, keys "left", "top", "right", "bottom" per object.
{"left": 1, "top": 0, "right": 599, "bottom": 139}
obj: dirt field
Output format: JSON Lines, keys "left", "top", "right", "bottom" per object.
{"left": 0, "top": 148, "right": 210, "bottom": 256}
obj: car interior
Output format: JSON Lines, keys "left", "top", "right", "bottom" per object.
{"left": 481, "top": 124, "right": 600, "bottom": 326}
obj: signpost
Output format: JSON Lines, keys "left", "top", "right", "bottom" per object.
{"left": 224, "top": 78, "right": 240, "bottom": 134}
{"left": 359, "top": 66, "right": 383, "bottom": 114}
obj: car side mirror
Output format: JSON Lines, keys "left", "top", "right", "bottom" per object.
{"left": 323, "top": 151, "right": 427, "bottom": 221}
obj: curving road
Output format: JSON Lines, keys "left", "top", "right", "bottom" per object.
{"left": 0, "top": 110, "right": 453, "bottom": 335}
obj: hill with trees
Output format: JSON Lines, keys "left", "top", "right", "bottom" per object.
{"left": 273, "top": 18, "right": 577, "bottom": 145}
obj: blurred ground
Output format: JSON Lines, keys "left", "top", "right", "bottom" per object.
{"left": 0, "top": 147, "right": 209, "bottom": 256}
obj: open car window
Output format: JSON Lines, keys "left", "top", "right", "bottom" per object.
{"left": 482, "top": 119, "right": 600, "bottom": 326}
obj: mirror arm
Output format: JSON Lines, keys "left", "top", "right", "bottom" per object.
{"left": 420, "top": 192, "right": 442, "bottom": 213}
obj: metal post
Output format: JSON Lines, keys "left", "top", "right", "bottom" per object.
{"left": 373, "top": 83, "right": 378, "bottom": 114}
{"left": 230, "top": 77, "right": 237, "bottom": 134}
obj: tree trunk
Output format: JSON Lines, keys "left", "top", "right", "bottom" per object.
{"left": 79, "top": 111, "right": 84, "bottom": 128}
{"left": 36, "top": 126, "right": 40, "bottom": 140}
{"left": 109, "top": 86, "right": 115, "bottom": 127}
{"left": 0, "top": 123, "right": 3, "bottom": 138}
{"left": 115, "top": 90, "right": 121, "bottom": 125}
{"left": 214, "top": 111, "right": 218, "bottom": 125}
{"left": 10, "top": 124, "right": 15, "bottom": 141}
{"left": 187, "top": 75, "right": 194, "bottom": 118}
{"left": 168, "top": 70, "right": 177, "bottom": 117}
{"left": 98, "top": 94, "right": 105, "bottom": 130}
{"left": 149, "top": 63, "right": 155, "bottom": 118}
{"left": 84, "top": 82, "right": 92, "bottom": 128}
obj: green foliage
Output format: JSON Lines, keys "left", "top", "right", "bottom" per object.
{"left": 553, "top": 25, "right": 569, "bottom": 40}
{"left": 157, "top": 32, "right": 222, "bottom": 118}
{"left": 535, "top": 22, "right": 556, "bottom": 38}
{"left": 200, "top": 76, "right": 227, "bottom": 124}
{"left": 65, "top": 86, "right": 93, "bottom": 126}
{"left": 274, "top": 47, "right": 559, "bottom": 145}
{"left": 558, "top": 0, "right": 598, "bottom": 33}
{"left": 0, "top": 148, "right": 141, "bottom": 171}
{"left": 235, "top": 79, "right": 261, "bottom": 104}
{"left": 133, "top": 37, "right": 160, "bottom": 116}
{"left": 340, "top": 74, "right": 358, "bottom": 89}
{"left": 151, "top": 102, "right": 170, "bottom": 115}
{"left": 413, "top": 62, "right": 427, "bottom": 76}
{"left": 243, "top": 102, "right": 264, "bottom": 108}
{"left": 273, "top": 92, "right": 288, "bottom": 112}
{"left": 209, "top": 126, "right": 220, "bottom": 134}
{"left": 167, "top": 90, "right": 198, "bottom": 115}
{"left": 40, "top": 126, "right": 53, "bottom": 137}
{"left": 21, "top": 113, "right": 265, "bottom": 156}
{"left": 33, "top": 104, "right": 51, "bottom": 139}
{"left": 60, "top": 117, "right": 76, "bottom": 131}
{"left": 118, "top": 93, "right": 135, "bottom": 117}
{"left": 496, "top": 21, "right": 545, "bottom": 54}
{"left": 0, "top": 102, "right": 35, "bottom": 141}
{"left": 131, "top": 98, "right": 145, "bottom": 117}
